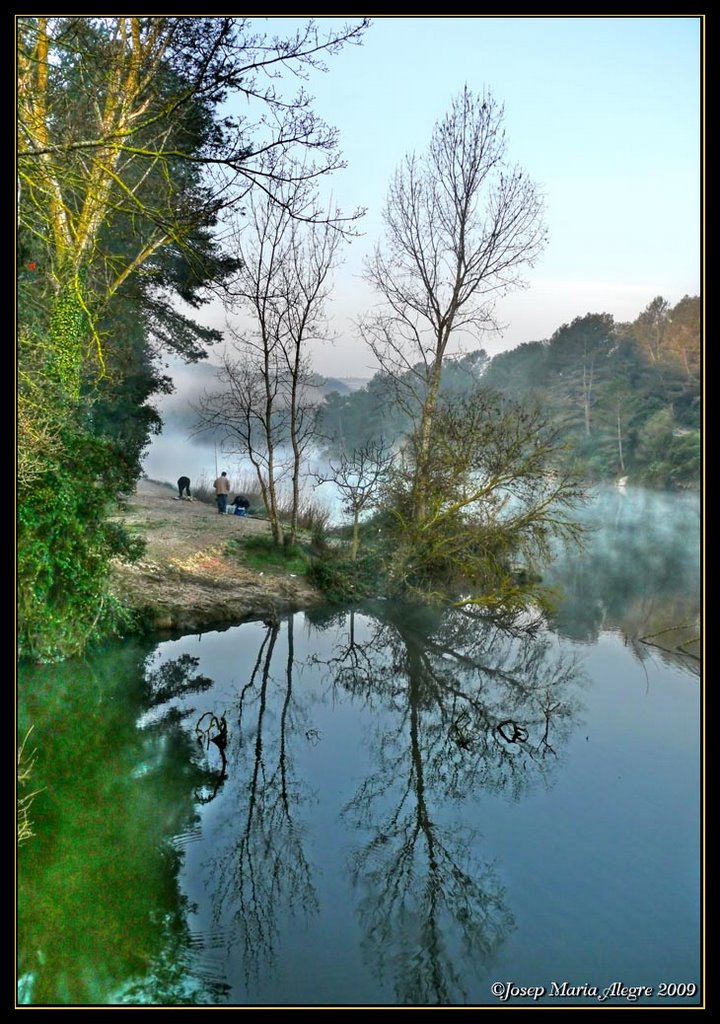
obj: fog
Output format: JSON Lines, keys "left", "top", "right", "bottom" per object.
{"left": 543, "top": 483, "right": 700, "bottom": 653}
{"left": 142, "top": 415, "right": 343, "bottom": 519}
{"left": 143, "top": 382, "right": 700, "bottom": 656}
{"left": 142, "top": 355, "right": 369, "bottom": 518}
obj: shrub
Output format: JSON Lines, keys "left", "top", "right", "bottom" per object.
{"left": 307, "top": 549, "right": 384, "bottom": 604}
{"left": 18, "top": 427, "right": 142, "bottom": 661}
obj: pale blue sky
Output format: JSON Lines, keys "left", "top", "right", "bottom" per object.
{"left": 220, "top": 15, "right": 701, "bottom": 378}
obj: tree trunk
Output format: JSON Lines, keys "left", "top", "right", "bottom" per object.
{"left": 617, "top": 404, "right": 625, "bottom": 473}
{"left": 351, "top": 511, "right": 360, "bottom": 561}
{"left": 262, "top": 330, "right": 284, "bottom": 546}
{"left": 411, "top": 356, "right": 443, "bottom": 524}
{"left": 288, "top": 356, "right": 301, "bottom": 548}
{"left": 253, "top": 464, "right": 284, "bottom": 546}
{"left": 582, "top": 358, "right": 594, "bottom": 437}
{"left": 265, "top": 436, "right": 284, "bottom": 546}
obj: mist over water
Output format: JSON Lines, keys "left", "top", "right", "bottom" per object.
{"left": 544, "top": 485, "right": 700, "bottom": 657}
{"left": 141, "top": 361, "right": 368, "bottom": 518}
{"left": 144, "top": 415, "right": 701, "bottom": 638}
{"left": 142, "top": 408, "right": 240, "bottom": 486}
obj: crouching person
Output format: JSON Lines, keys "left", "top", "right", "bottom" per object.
{"left": 231, "top": 494, "right": 250, "bottom": 516}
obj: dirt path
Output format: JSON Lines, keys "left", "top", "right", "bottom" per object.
{"left": 110, "top": 479, "right": 322, "bottom": 634}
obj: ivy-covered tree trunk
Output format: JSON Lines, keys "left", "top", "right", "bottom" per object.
{"left": 47, "top": 284, "right": 90, "bottom": 399}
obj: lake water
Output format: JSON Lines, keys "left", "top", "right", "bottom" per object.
{"left": 17, "top": 486, "right": 702, "bottom": 1007}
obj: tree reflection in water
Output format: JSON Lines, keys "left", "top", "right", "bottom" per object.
{"left": 18, "top": 606, "right": 587, "bottom": 1005}
{"left": 118, "top": 651, "right": 232, "bottom": 1004}
{"left": 312, "top": 602, "right": 585, "bottom": 1004}
{"left": 208, "top": 617, "right": 318, "bottom": 991}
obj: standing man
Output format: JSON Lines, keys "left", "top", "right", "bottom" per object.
{"left": 177, "top": 476, "right": 192, "bottom": 500}
{"left": 214, "top": 471, "right": 231, "bottom": 515}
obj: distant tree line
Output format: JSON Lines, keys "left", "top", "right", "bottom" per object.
{"left": 317, "top": 295, "right": 700, "bottom": 489}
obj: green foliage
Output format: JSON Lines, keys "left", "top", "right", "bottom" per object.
{"left": 377, "top": 389, "right": 585, "bottom": 607}
{"left": 323, "top": 298, "right": 700, "bottom": 489}
{"left": 306, "top": 548, "right": 385, "bottom": 603}
{"left": 635, "top": 410, "right": 700, "bottom": 488}
{"left": 480, "top": 300, "right": 700, "bottom": 486}
{"left": 317, "top": 350, "right": 488, "bottom": 456}
{"left": 17, "top": 422, "right": 144, "bottom": 662}
{"left": 234, "top": 535, "right": 311, "bottom": 576}
{"left": 314, "top": 381, "right": 588, "bottom": 611}
{"left": 17, "top": 22, "right": 244, "bottom": 662}
{"left": 48, "top": 286, "right": 89, "bottom": 397}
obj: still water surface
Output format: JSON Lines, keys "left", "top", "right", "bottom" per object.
{"left": 17, "top": 487, "right": 701, "bottom": 1006}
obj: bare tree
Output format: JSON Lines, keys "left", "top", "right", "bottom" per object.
{"left": 196, "top": 170, "right": 346, "bottom": 545}
{"left": 360, "top": 87, "right": 547, "bottom": 523}
{"left": 275, "top": 201, "right": 344, "bottom": 543}
{"left": 210, "top": 618, "right": 318, "bottom": 989}
{"left": 314, "top": 439, "right": 395, "bottom": 559}
{"left": 195, "top": 354, "right": 288, "bottom": 544}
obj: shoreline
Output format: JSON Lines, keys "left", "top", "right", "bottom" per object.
{"left": 110, "top": 479, "right": 323, "bottom": 634}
